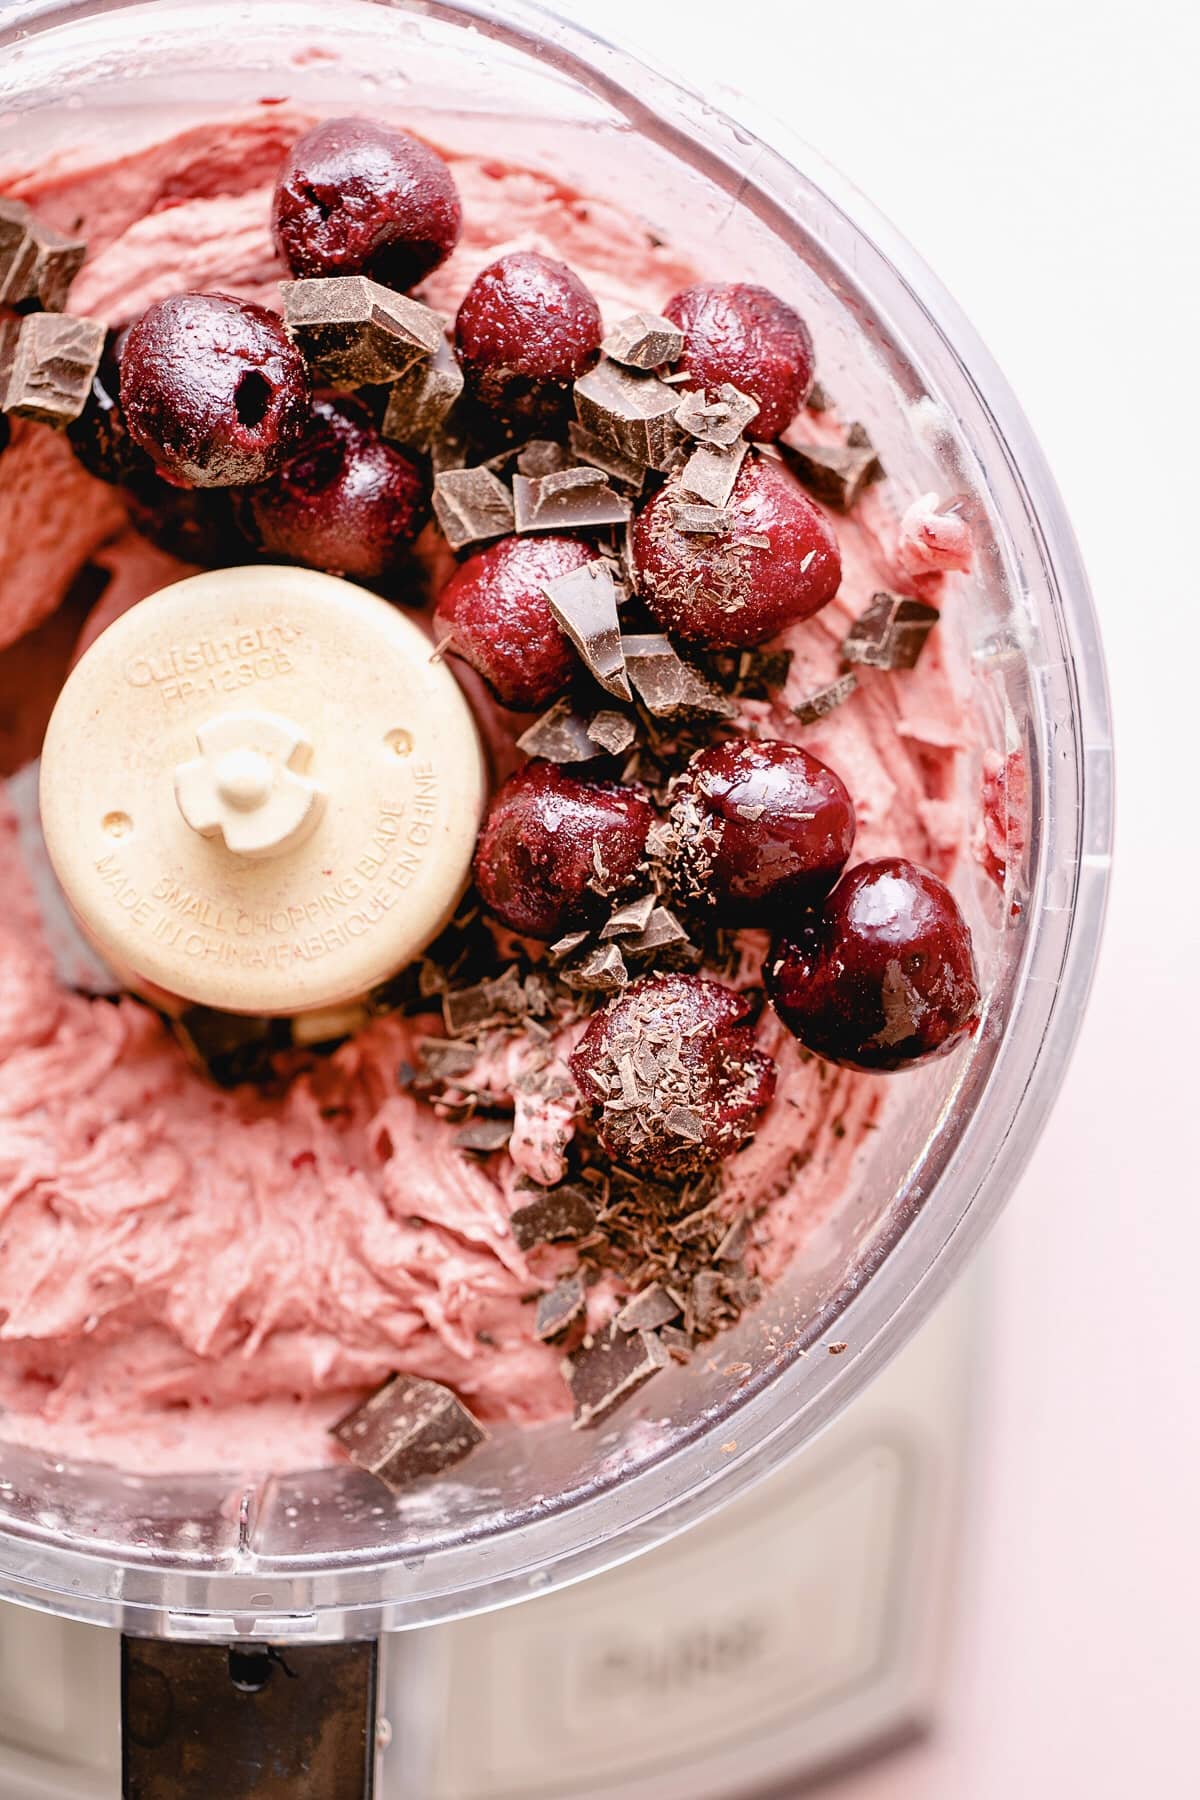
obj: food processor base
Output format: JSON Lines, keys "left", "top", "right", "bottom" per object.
{"left": 0, "top": 1277, "right": 976, "bottom": 1798}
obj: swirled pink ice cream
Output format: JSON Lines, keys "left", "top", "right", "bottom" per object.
{"left": 0, "top": 113, "right": 979, "bottom": 1472}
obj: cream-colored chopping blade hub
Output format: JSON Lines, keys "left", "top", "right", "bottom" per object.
{"left": 39, "top": 565, "right": 486, "bottom": 1017}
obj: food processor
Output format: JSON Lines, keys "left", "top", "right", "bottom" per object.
{"left": 0, "top": 0, "right": 1113, "bottom": 1792}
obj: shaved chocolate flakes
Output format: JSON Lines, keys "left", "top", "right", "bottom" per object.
{"left": 561, "top": 943, "right": 628, "bottom": 993}
{"left": 573, "top": 358, "right": 683, "bottom": 471}
{"left": 381, "top": 336, "right": 463, "bottom": 448}
{"left": 566, "top": 1321, "right": 669, "bottom": 1427}
{"left": 602, "top": 310, "right": 684, "bottom": 370}
{"left": 614, "top": 1283, "right": 681, "bottom": 1333}
{"left": 442, "top": 964, "right": 528, "bottom": 1036}
{"left": 793, "top": 671, "right": 858, "bottom": 725}
{"left": 622, "top": 633, "right": 736, "bottom": 719}
{"left": 281, "top": 275, "right": 442, "bottom": 386}
{"left": 432, "top": 465, "right": 515, "bottom": 550}
{"left": 541, "top": 559, "right": 631, "bottom": 701}
{"left": 779, "top": 429, "right": 882, "bottom": 510}
{"left": 416, "top": 1036, "right": 480, "bottom": 1083}
{"left": 332, "top": 1373, "right": 486, "bottom": 1489}
{"left": 511, "top": 1184, "right": 599, "bottom": 1250}
{"left": 842, "top": 591, "right": 940, "bottom": 671}
{"left": 454, "top": 1116, "right": 513, "bottom": 1153}
{"left": 674, "top": 382, "right": 758, "bottom": 447}
{"left": 0, "top": 199, "right": 86, "bottom": 312}
{"left": 514, "top": 465, "right": 630, "bottom": 533}
{"left": 677, "top": 437, "right": 747, "bottom": 509}
{"left": 3, "top": 313, "right": 104, "bottom": 428}
{"left": 567, "top": 421, "right": 646, "bottom": 490}
{"left": 535, "top": 1274, "right": 586, "bottom": 1341}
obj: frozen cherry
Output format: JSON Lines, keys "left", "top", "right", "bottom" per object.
{"left": 455, "top": 251, "right": 602, "bottom": 434}
{"left": 668, "top": 738, "right": 856, "bottom": 922}
{"left": 434, "top": 534, "right": 597, "bottom": 710}
{"left": 122, "top": 471, "right": 245, "bottom": 567}
{"left": 67, "top": 324, "right": 151, "bottom": 485}
{"left": 273, "top": 116, "right": 461, "bottom": 290}
{"left": 473, "top": 761, "right": 654, "bottom": 940}
{"left": 664, "top": 283, "right": 815, "bottom": 441}
{"left": 238, "top": 395, "right": 429, "bottom": 581}
{"left": 766, "top": 858, "right": 981, "bottom": 1072}
{"left": 631, "top": 452, "right": 840, "bottom": 648}
{"left": 121, "top": 293, "right": 310, "bottom": 488}
{"left": 570, "top": 974, "right": 777, "bottom": 1177}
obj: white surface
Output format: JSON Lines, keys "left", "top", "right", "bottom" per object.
{"left": 552, "top": 0, "right": 1197, "bottom": 1793}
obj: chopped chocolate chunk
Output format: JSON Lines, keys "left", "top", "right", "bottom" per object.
{"left": 601, "top": 310, "right": 685, "bottom": 370}
{"left": 676, "top": 437, "right": 747, "bottom": 508}
{"left": 0, "top": 311, "right": 21, "bottom": 394}
{"left": 332, "top": 1373, "right": 486, "bottom": 1489}
{"left": 432, "top": 465, "right": 515, "bottom": 550}
{"left": 827, "top": 1341, "right": 849, "bottom": 1354}
{"left": 566, "top": 1321, "right": 669, "bottom": 1427}
{"left": 779, "top": 429, "right": 881, "bottom": 510}
{"left": 516, "top": 699, "right": 601, "bottom": 764}
{"left": 841, "top": 591, "right": 940, "bottom": 671}
{"left": 621, "top": 633, "right": 737, "bottom": 719}
{"left": 621, "top": 905, "right": 689, "bottom": 955}
{"left": 805, "top": 380, "right": 831, "bottom": 413}
{"left": 514, "top": 465, "right": 631, "bottom": 533}
{"left": 535, "top": 1274, "right": 587, "bottom": 1340}
{"left": 567, "top": 420, "right": 646, "bottom": 490}
{"left": 454, "top": 1116, "right": 513, "bottom": 1153}
{"left": 511, "top": 1184, "right": 599, "bottom": 1250}
{"left": 416, "top": 1036, "right": 480, "bottom": 1082}
{"left": 659, "top": 1324, "right": 694, "bottom": 1362}
{"left": 846, "top": 421, "right": 872, "bottom": 448}
{"left": 550, "top": 928, "right": 592, "bottom": 959}
{"left": 585, "top": 708, "right": 638, "bottom": 757}
{"left": 281, "top": 276, "right": 443, "bottom": 386}
{"left": 541, "top": 559, "right": 631, "bottom": 701}
{"left": 614, "top": 1282, "right": 681, "bottom": 1333}
{"left": 600, "top": 891, "right": 658, "bottom": 939}
{"left": 674, "top": 382, "right": 758, "bottom": 446}
{"left": 381, "top": 336, "right": 464, "bottom": 448}
{"left": 3, "top": 313, "right": 104, "bottom": 428}
{"left": 687, "top": 1269, "right": 726, "bottom": 1336}
{"left": 573, "top": 358, "right": 682, "bottom": 470}
{"left": 442, "top": 964, "right": 528, "bottom": 1036}
{"left": 0, "top": 199, "right": 86, "bottom": 311}
{"left": 517, "top": 437, "right": 572, "bottom": 478}
{"left": 668, "top": 499, "right": 731, "bottom": 534}
{"left": 562, "top": 942, "right": 628, "bottom": 993}
{"left": 714, "top": 1214, "right": 750, "bottom": 1263}
{"left": 735, "top": 646, "right": 793, "bottom": 697}
{"left": 793, "top": 671, "right": 859, "bottom": 725}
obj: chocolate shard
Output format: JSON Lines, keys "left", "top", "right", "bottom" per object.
{"left": 550, "top": 928, "right": 592, "bottom": 959}
{"left": 454, "top": 1116, "right": 513, "bottom": 1153}
{"left": 573, "top": 358, "right": 683, "bottom": 471}
{"left": 516, "top": 437, "right": 572, "bottom": 478}
{"left": 841, "top": 591, "right": 940, "bottom": 672}
{"left": 621, "top": 905, "right": 689, "bottom": 955}
{"left": 281, "top": 275, "right": 442, "bottom": 386}
{"left": 416, "top": 1036, "right": 480, "bottom": 1082}
{"left": 561, "top": 942, "right": 628, "bottom": 992}
{"left": 668, "top": 499, "right": 731, "bottom": 535}
{"left": 676, "top": 437, "right": 747, "bottom": 508}
{"left": 621, "top": 632, "right": 737, "bottom": 719}
{"left": 3, "top": 313, "right": 105, "bottom": 428}
{"left": 601, "top": 310, "right": 684, "bottom": 370}
{"left": 535, "top": 1273, "right": 587, "bottom": 1341}
{"left": 659, "top": 1324, "right": 695, "bottom": 1362}
{"left": 381, "top": 336, "right": 464, "bottom": 449}
{"left": 805, "top": 379, "right": 832, "bottom": 413}
{"left": 513, "top": 465, "right": 631, "bottom": 533}
{"left": 585, "top": 708, "right": 638, "bottom": 757}
{"left": 517, "top": 700, "right": 603, "bottom": 764}
{"left": 779, "top": 428, "right": 882, "bottom": 510}
{"left": 541, "top": 559, "right": 631, "bottom": 701}
{"left": 332, "top": 1373, "right": 486, "bottom": 1489}
{"left": 735, "top": 646, "right": 793, "bottom": 698}
{"left": 600, "top": 891, "right": 658, "bottom": 940}
{"left": 442, "top": 964, "right": 528, "bottom": 1037}
{"left": 432, "top": 465, "right": 515, "bottom": 551}
{"left": 793, "top": 671, "right": 859, "bottom": 725}
{"left": 566, "top": 1321, "right": 670, "bottom": 1427}
{"left": 0, "top": 198, "right": 86, "bottom": 311}
{"left": 687, "top": 1268, "right": 727, "bottom": 1336}
{"left": 567, "top": 420, "right": 646, "bottom": 490}
{"left": 674, "top": 382, "right": 758, "bottom": 447}
{"left": 614, "top": 1282, "right": 681, "bottom": 1333}
{"left": 510, "top": 1183, "right": 599, "bottom": 1250}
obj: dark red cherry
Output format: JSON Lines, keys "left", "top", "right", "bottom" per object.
{"left": 668, "top": 737, "right": 855, "bottom": 921}
{"left": 237, "top": 395, "right": 429, "bottom": 581}
{"left": 272, "top": 116, "right": 461, "bottom": 290}
{"left": 67, "top": 326, "right": 151, "bottom": 485}
{"left": 121, "top": 472, "right": 246, "bottom": 567}
{"left": 434, "top": 533, "right": 596, "bottom": 710}
{"left": 455, "top": 251, "right": 602, "bottom": 434}
{"left": 473, "top": 761, "right": 653, "bottom": 940}
{"left": 765, "top": 857, "right": 981, "bottom": 1072}
{"left": 631, "top": 452, "right": 840, "bottom": 648}
{"left": 664, "top": 283, "right": 815, "bottom": 441}
{"left": 120, "top": 293, "right": 310, "bottom": 488}
{"left": 570, "top": 973, "right": 777, "bottom": 1176}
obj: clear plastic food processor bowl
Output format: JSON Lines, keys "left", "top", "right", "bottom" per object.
{"left": 0, "top": 0, "right": 1113, "bottom": 1641}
